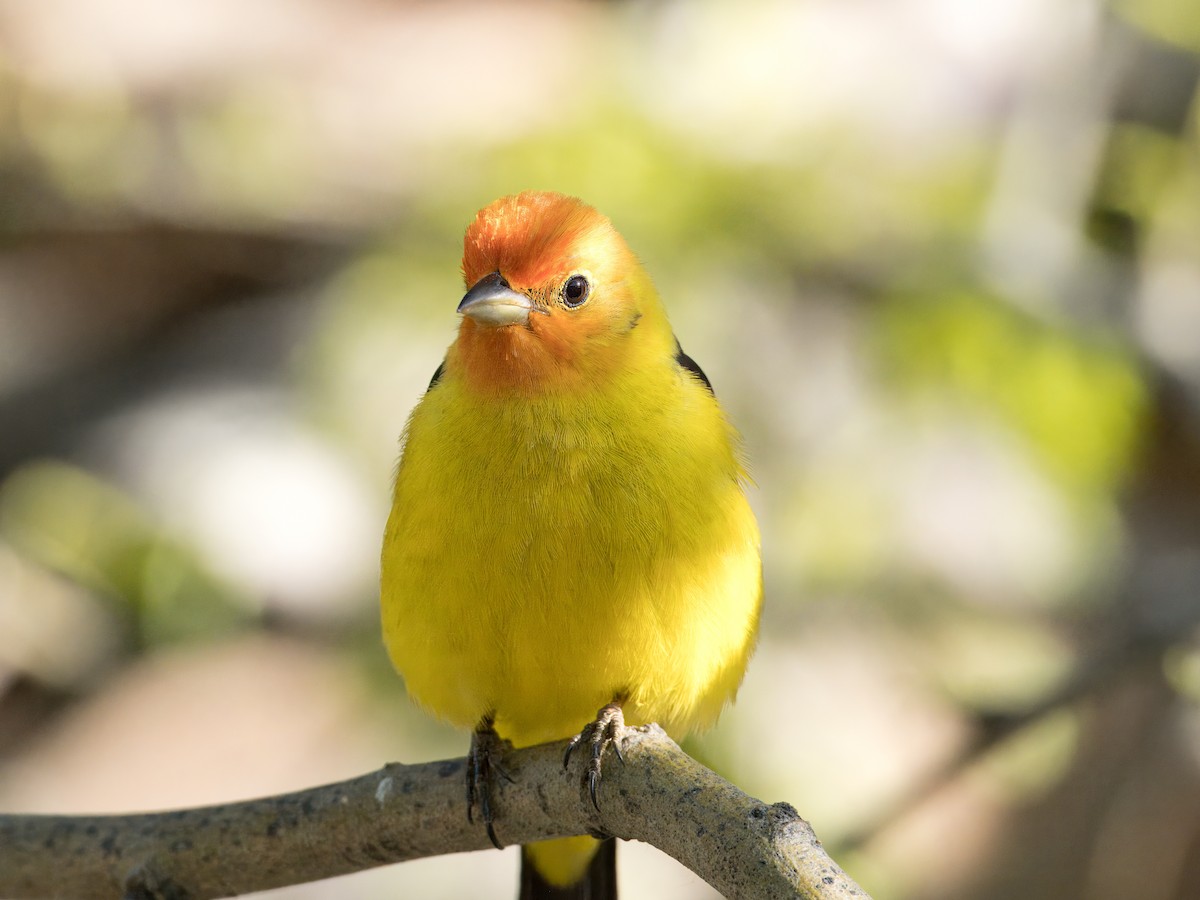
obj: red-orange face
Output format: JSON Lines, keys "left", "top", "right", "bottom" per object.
{"left": 452, "top": 192, "right": 648, "bottom": 395}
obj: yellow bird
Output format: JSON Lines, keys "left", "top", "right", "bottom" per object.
{"left": 381, "top": 192, "right": 761, "bottom": 898}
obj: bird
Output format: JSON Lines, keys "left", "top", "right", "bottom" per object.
{"left": 380, "top": 191, "right": 762, "bottom": 899}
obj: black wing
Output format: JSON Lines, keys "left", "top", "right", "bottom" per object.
{"left": 674, "top": 338, "right": 714, "bottom": 396}
{"left": 426, "top": 360, "right": 446, "bottom": 392}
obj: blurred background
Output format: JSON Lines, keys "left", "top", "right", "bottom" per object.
{"left": 0, "top": 0, "right": 1198, "bottom": 897}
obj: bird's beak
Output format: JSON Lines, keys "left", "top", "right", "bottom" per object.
{"left": 457, "top": 272, "right": 532, "bottom": 326}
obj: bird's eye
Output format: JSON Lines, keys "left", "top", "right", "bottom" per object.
{"left": 562, "top": 275, "right": 590, "bottom": 307}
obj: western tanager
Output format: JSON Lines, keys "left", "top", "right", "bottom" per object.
{"left": 381, "top": 191, "right": 761, "bottom": 898}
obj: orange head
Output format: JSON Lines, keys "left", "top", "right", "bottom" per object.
{"left": 450, "top": 192, "right": 667, "bottom": 395}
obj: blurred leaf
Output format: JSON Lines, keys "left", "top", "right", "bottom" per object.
{"left": 0, "top": 461, "right": 252, "bottom": 647}
{"left": 1113, "top": 0, "right": 1200, "bottom": 53}
{"left": 778, "top": 466, "right": 893, "bottom": 590}
{"left": 1164, "top": 639, "right": 1200, "bottom": 702}
{"left": 980, "top": 708, "right": 1080, "bottom": 800}
{"left": 925, "top": 607, "right": 1075, "bottom": 710}
{"left": 15, "top": 84, "right": 139, "bottom": 205}
{"left": 1089, "top": 123, "right": 1185, "bottom": 245}
{"left": 420, "top": 106, "right": 987, "bottom": 283}
{"left": 875, "top": 292, "right": 1148, "bottom": 500}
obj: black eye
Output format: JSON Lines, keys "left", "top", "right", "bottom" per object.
{"left": 562, "top": 275, "right": 590, "bottom": 307}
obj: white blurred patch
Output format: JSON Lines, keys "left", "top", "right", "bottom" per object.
{"left": 895, "top": 414, "right": 1085, "bottom": 606}
{"left": 636, "top": 0, "right": 1055, "bottom": 162}
{"left": 93, "top": 386, "right": 382, "bottom": 620}
{"left": 0, "top": 541, "right": 119, "bottom": 686}
{"left": 1136, "top": 263, "right": 1200, "bottom": 384}
{"left": 723, "top": 627, "right": 971, "bottom": 840}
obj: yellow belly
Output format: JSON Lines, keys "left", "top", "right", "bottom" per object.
{"left": 380, "top": 377, "right": 761, "bottom": 748}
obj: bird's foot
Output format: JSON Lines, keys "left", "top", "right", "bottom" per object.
{"left": 467, "top": 717, "right": 513, "bottom": 849}
{"left": 564, "top": 701, "right": 627, "bottom": 810}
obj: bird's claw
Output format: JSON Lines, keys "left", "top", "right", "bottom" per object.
{"left": 467, "top": 720, "right": 511, "bottom": 849}
{"left": 564, "top": 701, "right": 627, "bottom": 811}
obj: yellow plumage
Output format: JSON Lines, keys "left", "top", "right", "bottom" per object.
{"left": 380, "top": 192, "right": 761, "bottom": 895}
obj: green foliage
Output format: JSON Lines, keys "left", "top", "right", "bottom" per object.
{"left": 875, "top": 292, "right": 1147, "bottom": 500}
{"left": 0, "top": 461, "right": 251, "bottom": 648}
{"left": 1113, "top": 0, "right": 1200, "bottom": 52}
{"left": 413, "top": 107, "right": 989, "bottom": 282}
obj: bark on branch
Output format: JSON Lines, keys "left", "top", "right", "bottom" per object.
{"left": 0, "top": 724, "right": 869, "bottom": 899}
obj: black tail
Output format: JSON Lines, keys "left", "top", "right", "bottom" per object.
{"left": 518, "top": 839, "right": 617, "bottom": 900}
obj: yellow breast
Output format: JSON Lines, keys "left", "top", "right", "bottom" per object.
{"left": 380, "top": 360, "right": 761, "bottom": 748}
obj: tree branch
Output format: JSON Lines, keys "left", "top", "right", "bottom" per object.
{"left": 0, "top": 725, "right": 868, "bottom": 899}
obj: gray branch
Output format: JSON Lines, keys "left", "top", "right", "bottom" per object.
{"left": 0, "top": 725, "right": 870, "bottom": 899}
